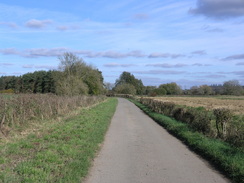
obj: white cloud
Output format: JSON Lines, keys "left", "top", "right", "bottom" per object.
{"left": 25, "top": 19, "right": 53, "bottom": 29}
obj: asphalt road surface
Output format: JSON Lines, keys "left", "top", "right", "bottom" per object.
{"left": 84, "top": 98, "right": 230, "bottom": 183}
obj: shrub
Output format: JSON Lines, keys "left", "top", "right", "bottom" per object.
{"left": 225, "top": 115, "right": 244, "bottom": 147}
{"left": 173, "top": 107, "right": 186, "bottom": 121}
{"left": 160, "top": 102, "right": 176, "bottom": 116}
{"left": 187, "top": 108, "right": 213, "bottom": 134}
{"left": 213, "top": 108, "right": 233, "bottom": 139}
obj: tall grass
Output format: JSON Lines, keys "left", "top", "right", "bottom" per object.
{"left": 0, "top": 94, "right": 106, "bottom": 137}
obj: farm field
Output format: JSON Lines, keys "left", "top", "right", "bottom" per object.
{"left": 149, "top": 96, "right": 244, "bottom": 114}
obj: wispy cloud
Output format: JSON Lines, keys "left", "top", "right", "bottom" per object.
{"left": 22, "top": 64, "right": 34, "bottom": 68}
{"left": 22, "top": 64, "right": 57, "bottom": 70}
{"left": 56, "top": 25, "right": 80, "bottom": 31}
{"left": 134, "top": 70, "right": 186, "bottom": 75}
{"left": 146, "top": 63, "right": 187, "bottom": 68}
{"left": 232, "top": 71, "right": 244, "bottom": 77}
{"left": 189, "top": 0, "right": 244, "bottom": 19}
{"left": 0, "top": 48, "right": 146, "bottom": 59}
{"left": 0, "top": 22, "right": 18, "bottom": 28}
{"left": 148, "top": 53, "right": 185, "bottom": 59}
{"left": 25, "top": 19, "right": 52, "bottom": 29}
{"left": 0, "top": 48, "right": 20, "bottom": 55}
{"left": 204, "top": 27, "right": 224, "bottom": 33}
{"left": 56, "top": 26, "right": 69, "bottom": 31}
{"left": 192, "top": 63, "right": 211, "bottom": 66}
{"left": 191, "top": 50, "right": 207, "bottom": 55}
{"left": 202, "top": 74, "right": 226, "bottom": 78}
{"left": 104, "top": 63, "right": 136, "bottom": 67}
{"left": 133, "top": 13, "right": 149, "bottom": 20}
{"left": 0, "top": 63, "right": 14, "bottom": 66}
{"left": 236, "top": 62, "right": 244, "bottom": 65}
{"left": 222, "top": 53, "right": 244, "bottom": 61}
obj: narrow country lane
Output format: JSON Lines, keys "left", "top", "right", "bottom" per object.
{"left": 84, "top": 98, "right": 230, "bottom": 183}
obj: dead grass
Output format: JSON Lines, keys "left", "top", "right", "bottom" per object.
{"left": 150, "top": 96, "right": 244, "bottom": 114}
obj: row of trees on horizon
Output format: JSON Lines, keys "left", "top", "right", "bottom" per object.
{"left": 0, "top": 53, "right": 243, "bottom": 96}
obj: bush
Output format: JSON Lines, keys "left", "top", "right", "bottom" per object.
{"left": 213, "top": 108, "right": 233, "bottom": 139}
{"left": 160, "top": 102, "right": 176, "bottom": 116}
{"left": 173, "top": 107, "right": 186, "bottom": 121}
{"left": 226, "top": 115, "right": 244, "bottom": 147}
{"left": 186, "top": 108, "right": 213, "bottom": 134}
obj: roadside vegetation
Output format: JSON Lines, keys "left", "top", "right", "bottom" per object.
{"left": 0, "top": 94, "right": 105, "bottom": 138}
{"left": 0, "top": 98, "right": 118, "bottom": 183}
{"left": 0, "top": 53, "right": 118, "bottom": 182}
{"left": 130, "top": 99, "right": 243, "bottom": 183}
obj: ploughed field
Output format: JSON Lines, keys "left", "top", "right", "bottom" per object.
{"left": 150, "top": 96, "right": 244, "bottom": 115}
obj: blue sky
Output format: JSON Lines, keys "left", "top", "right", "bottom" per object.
{"left": 0, "top": 0, "right": 244, "bottom": 88}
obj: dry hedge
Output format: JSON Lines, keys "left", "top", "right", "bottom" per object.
{"left": 0, "top": 94, "right": 106, "bottom": 136}
{"left": 139, "top": 97, "right": 243, "bottom": 147}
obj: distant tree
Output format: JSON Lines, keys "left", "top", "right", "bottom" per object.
{"left": 210, "top": 84, "right": 224, "bottom": 95}
{"left": 159, "top": 82, "right": 182, "bottom": 95}
{"left": 155, "top": 87, "right": 167, "bottom": 95}
{"left": 143, "top": 86, "right": 157, "bottom": 96}
{"left": 114, "top": 83, "right": 136, "bottom": 95}
{"left": 189, "top": 86, "right": 199, "bottom": 95}
{"left": 198, "top": 85, "right": 213, "bottom": 95}
{"left": 21, "top": 73, "right": 35, "bottom": 93}
{"left": 223, "top": 80, "right": 243, "bottom": 95}
{"left": 115, "top": 71, "right": 144, "bottom": 95}
{"left": 189, "top": 85, "right": 213, "bottom": 95}
{"left": 57, "top": 52, "right": 104, "bottom": 95}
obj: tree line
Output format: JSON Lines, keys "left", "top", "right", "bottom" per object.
{"left": 0, "top": 52, "right": 243, "bottom": 96}
{"left": 0, "top": 53, "right": 105, "bottom": 95}
{"left": 112, "top": 72, "right": 244, "bottom": 96}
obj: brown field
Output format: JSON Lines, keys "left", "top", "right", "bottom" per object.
{"left": 148, "top": 96, "right": 244, "bottom": 115}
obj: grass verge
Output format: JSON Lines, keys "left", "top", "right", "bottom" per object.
{"left": 129, "top": 99, "right": 244, "bottom": 183}
{"left": 0, "top": 98, "right": 118, "bottom": 183}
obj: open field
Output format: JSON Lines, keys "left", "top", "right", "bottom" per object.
{"left": 150, "top": 96, "right": 244, "bottom": 115}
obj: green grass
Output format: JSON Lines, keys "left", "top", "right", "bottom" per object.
{"left": 129, "top": 99, "right": 244, "bottom": 183}
{"left": 0, "top": 98, "right": 118, "bottom": 183}
{"left": 0, "top": 93, "right": 14, "bottom": 99}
